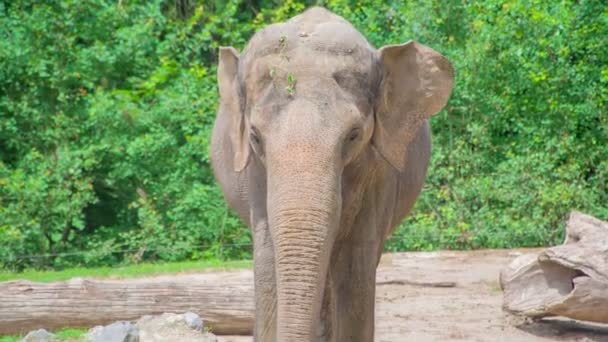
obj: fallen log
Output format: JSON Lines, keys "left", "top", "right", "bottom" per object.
{"left": 0, "top": 271, "right": 255, "bottom": 335}
{"left": 500, "top": 211, "right": 608, "bottom": 323}
{"left": 376, "top": 279, "right": 456, "bottom": 288}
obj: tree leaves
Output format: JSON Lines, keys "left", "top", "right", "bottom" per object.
{"left": 1, "top": 0, "right": 606, "bottom": 269}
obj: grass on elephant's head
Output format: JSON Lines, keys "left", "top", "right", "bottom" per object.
{"left": 0, "top": 259, "right": 252, "bottom": 283}
{"left": 0, "top": 328, "right": 86, "bottom": 342}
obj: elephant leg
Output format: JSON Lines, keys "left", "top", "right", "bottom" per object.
{"left": 323, "top": 188, "right": 390, "bottom": 342}
{"left": 326, "top": 239, "right": 380, "bottom": 342}
{"left": 252, "top": 219, "right": 277, "bottom": 342}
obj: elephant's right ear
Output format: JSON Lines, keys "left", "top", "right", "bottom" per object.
{"left": 218, "top": 46, "right": 249, "bottom": 172}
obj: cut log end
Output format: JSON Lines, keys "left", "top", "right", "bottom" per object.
{"left": 501, "top": 211, "right": 608, "bottom": 324}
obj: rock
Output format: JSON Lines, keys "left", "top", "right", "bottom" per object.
{"left": 183, "top": 312, "right": 203, "bottom": 331}
{"left": 204, "top": 333, "right": 218, "bottom": 342}
{"left": 85, "top": 326, "right": 103, "bottom": 341}
{"left": 136, "top": 312, "right": 216, "bottom": 342}
{"left": 22, "top": 329, "right": 57, "bottom": 342}
{"left": 85, "top": 321, "right": 139, "bottom": 342}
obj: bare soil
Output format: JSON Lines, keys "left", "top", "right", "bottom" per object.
{"left": 218, "top": 249, "right": 608, "bottom": 342}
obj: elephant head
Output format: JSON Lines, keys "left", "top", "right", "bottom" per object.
{"left": 216, "top": 7, "right": 453, "bottom": 341}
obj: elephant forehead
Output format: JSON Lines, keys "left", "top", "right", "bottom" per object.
{"left": 242, "top": 42, "right": 378, "bottom": 105}
{"left": 240, "top": 8, "right": 379, "bottom": 115}
{"left": 241, "top": 9, "right": 375, "bottom": 76}
{"left": 249, "top": 53, "right": 370, "bottom": 82}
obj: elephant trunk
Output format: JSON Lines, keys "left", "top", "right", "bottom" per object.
{"left": 267, "top": 161, "right": 340, "bottom": 341}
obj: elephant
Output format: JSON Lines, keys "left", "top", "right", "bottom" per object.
{"left": 210, "top": 7, "right": 454, "bottom": 342}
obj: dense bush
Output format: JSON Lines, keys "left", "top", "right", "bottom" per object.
{"left": 0, "top": 0, "right": 606, "bottom": 270}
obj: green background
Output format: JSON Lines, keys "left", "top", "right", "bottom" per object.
{"left": 1, "top": 0, "right": 606, "bottom": 270}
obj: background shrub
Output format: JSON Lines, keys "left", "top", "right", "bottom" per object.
{"left": 0, "top": 0, "right": 606, "bottom": 270}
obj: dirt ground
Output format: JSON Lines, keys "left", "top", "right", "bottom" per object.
{"left": 218, "top": 249, "right": 608, "bottom": 342}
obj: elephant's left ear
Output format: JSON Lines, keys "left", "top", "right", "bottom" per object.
{"left": 374, "top": 41, "right": 454, "bottom": 172}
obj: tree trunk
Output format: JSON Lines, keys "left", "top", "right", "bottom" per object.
{"left": 0, "top": 271, "right": 254, "bottom": 335}
{"left": 500, "top": 211, "right": 608, "bottom": 323}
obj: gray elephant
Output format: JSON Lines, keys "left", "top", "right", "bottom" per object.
{"left": 211, "top": 7, "right": 453, "bottom": 342}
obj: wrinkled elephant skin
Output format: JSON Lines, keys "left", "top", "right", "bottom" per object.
{"left": 211, "top": 7, "right": 454, "bottom": 342}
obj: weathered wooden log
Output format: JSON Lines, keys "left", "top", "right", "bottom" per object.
{"left": 500, "top": 211, "right": 608, "bottom": 323}
{"left": 0, "top": 271, "right": 255, "bottom": 335}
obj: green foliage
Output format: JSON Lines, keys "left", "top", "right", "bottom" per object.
{"left": 0, "top": 259, "right": 252, "bottom": 283}
{"left": 0, "top": 328, "right": 87, "bottom": 342}
{"left": 0, "top": 0, "right": 253, "bottom": 270}
{"left": 379, "top": 0, "right": 608, "bottom": 251}
{"left": 0, "top": 0, "right": 606, "bottom": 270}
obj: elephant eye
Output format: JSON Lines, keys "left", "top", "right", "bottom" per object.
{"left": 249, "top": 126, "right": 264, "bottom": 158}
{"left": 250, "top": 132, "right": 261, "bottom": 145}
{"left": 250, "top": 126, "right": 261, "bottom": 144}
{"left": 347, "top": 128, "right": 360, "bottom": 142}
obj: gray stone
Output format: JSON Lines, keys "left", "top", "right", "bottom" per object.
{"left": 183, "top": 312, "right": 203, "bottom": 331}
{"left": 85, "top": 326, "right": 104, "bottom": 341}
{"left": 136, "top": 313, "right": 214, "bottom": 342}
{"left": 21, "top": 329, "right": 57, "bottom": 342}
{"left": 85, "top": 321, "right": 139, "bottom": 342}
{"left": 203, "top": 333, "right": 218, "bottom": 342}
